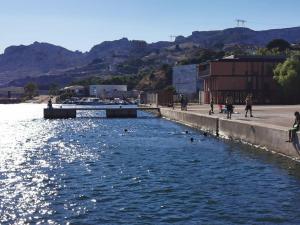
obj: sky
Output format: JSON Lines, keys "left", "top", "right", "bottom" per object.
{"left": 0, "top": 0, "right": 299, "bottom": 53}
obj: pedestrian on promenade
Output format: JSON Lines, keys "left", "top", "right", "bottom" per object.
{"left": 48, "top": 98, "right": 53, "bottom": 109}
{"left": 225, "top": 97, "right": 233, "bottom": 119}
{"left": 245, "top": 94, "right": 253, "bottom": 117}
{"left": 210, "top": 98, "right": 214, "bottom": 114}
{"left": 180, "top": 95, "right": 184, "bottom": 111}
{"left": 287, "top": 111, "right": 300, "bottom": 142}
{"left": 183, "top": 96, "right": 188, "bottom": 111}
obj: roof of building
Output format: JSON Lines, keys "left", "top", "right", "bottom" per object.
{"left": 63, "top": 85, "right": 85, "bottom": 90}
{"left": 215, "top": 55, "right": 286, "bottom": 62}
{"left": 89, "top": 84, "right": 127, "bottom": 86}
{"left": 198, "top": 55, "right": 286, "bottom": 66}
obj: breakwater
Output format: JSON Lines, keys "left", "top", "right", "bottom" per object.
{"left": 160, "top": 108, "right": 300, "bottom": 160}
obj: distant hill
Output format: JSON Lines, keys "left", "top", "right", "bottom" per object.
{"left": 0, "top": 42, "right": 87, "bottom": 85}
{"left": 1, "top": 26, "right": 300, "bottom": 87}
{"left": 175, "top": 27, "right": 300, "bottom": 48}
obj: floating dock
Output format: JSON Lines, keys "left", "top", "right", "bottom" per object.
{"left": 44, "top": 107, "right": 160, "bottom": 119}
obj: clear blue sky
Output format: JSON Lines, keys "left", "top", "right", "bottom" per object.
{"left": 0, "top": 0, "right": 299, "bottom": 53}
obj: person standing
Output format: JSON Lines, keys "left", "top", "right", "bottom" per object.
{"left": 210, "top": 98, "right": 214, "bottom": 114}
{"left": 180, "top": 95, "right": 184, "bottom": 111}
{"left": 287, "top": 111, "right": 300, "bottom": 142}
{"left": 225, "top": 97, "right": 233, "bottom": 119}
{"left": 183, "top": 95, "right": 188, "bottom": 111}
{"left": 48, "top": 98, "right": 53, "bottom": 109}
{"left": 245, "top": 95, "right": 253, "bottom": 117}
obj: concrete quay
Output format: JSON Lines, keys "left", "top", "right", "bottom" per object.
{"left": 160, "top": 104, "right": 300, "bottom": 161}
{"left": 43, "top": 107, "right": 160, "bottom": 119}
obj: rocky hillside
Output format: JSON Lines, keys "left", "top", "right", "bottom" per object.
{"left": 0, "top": 42, "right": 87, "bottom": 85}
{"left": 175, "top": 27, "right": 300, "bottom": 48}
{"left": 1, "top": 26, "right": 300, "bottom": 87}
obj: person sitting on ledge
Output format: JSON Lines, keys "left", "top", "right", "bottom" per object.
{"left": 218, "top": 104, "right": 224, "bottom": 113}
{"left": 287, "top": 111, "right": 300, "bottom": 142}
{"left": 48, "top": 98, "right": 53, "bottom": 109}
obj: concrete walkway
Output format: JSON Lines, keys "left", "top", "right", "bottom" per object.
{"left": 25, "top": 95, "right": 57, "bottom": 104}
{"left": 173, "top": 104, "right": 300, "bottom": 129}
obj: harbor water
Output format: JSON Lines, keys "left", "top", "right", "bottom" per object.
{"left": 1, "top": 104, "right": 300, "bottom": 224}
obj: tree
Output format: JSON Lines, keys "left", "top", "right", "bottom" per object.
{"left": 48, "top": 83, "right": 60, "bottom": 96}
{"left": 274, "top": 52, "right": 300, "bottom": 102}
{"left": 164, "top": 85, "right": 176, "bottom": 94}
{"left": 267, "top": 39, "right": 291, "bottom": 52}
{"left": 256, "top": 47, "right": 281, "bottom": 56}
{"left": 24, "top": 82, "right": 38, "bottom": 98}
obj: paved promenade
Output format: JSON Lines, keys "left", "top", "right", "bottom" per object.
{"left": 172, "top": 104, "right": 300, "bottom": 128}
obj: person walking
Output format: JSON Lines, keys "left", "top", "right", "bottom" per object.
{"left": 287, "top": 111, "right": 300, "bottom": 142}
{"left": 245, "top": 95, "right": 253, "bottom": 117}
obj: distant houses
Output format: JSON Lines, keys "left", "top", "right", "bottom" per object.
{"left": 60, "top": 85, "right": 86, "bottom": 96}
{"left": 0, "top": 86, "right": 24, "bottom": 98}
{"left": 89, "top": 85, "right": 139, "bottom": 99}
{"left": 57, "top": 84, "right": 140, "bottom": 101}
{"left": 172, "top": 55, "right": 286, "bottom": 104}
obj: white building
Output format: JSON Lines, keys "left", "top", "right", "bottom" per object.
{"left": 172, "top": 64, "right": 203, "bottom": 97}
{"left": 89, "top": 85, "right": 127, "bottom": 98}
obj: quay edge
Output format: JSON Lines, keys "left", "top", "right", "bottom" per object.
{"left": 160, "top": 108, "right": 300, "bottom": 161}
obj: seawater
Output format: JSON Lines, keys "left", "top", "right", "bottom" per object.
{"left": 1, "top": 104, "right": 300, "bottom": 224}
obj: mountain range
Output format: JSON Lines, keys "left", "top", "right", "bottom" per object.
{"left": 1, "top": 26, "right": 300, "bottom": 88}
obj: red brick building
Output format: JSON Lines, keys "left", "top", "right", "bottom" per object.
{"left": 200, "top": 55, "right": 286, "bottom": 104}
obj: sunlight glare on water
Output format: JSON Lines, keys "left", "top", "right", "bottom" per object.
{"left": 1, "top": 104, "right": 300, "bottom": 224}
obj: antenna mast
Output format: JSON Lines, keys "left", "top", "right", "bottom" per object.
{"left": 169, "top": 35, "right": 178, "bottom": 42}
{"left": 235, "top": 19, "right": 247, "bottom": 27}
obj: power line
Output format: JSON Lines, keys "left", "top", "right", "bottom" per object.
{"left": 246, "top": 20, "right": 299, "bottom": 28}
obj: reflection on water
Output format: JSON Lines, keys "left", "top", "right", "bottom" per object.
{"left": 1, "top": 104, "right": 300, "bottom": 224}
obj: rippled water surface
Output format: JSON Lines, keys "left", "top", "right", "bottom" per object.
{"left": 1, "top": 104, "right": 300, "bottom": 224}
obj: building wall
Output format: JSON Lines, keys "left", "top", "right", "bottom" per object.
{"left": 0, "top": 87, "right": 24, "bottom": 98}
{"left": 210, "top": 61, "right": 277, "bottom": 76}
{"left": 172, "top": 64, "right": 202, "bottom": 96}
{"left": 205, "top": 60, "right": 281, "bottom": 104}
